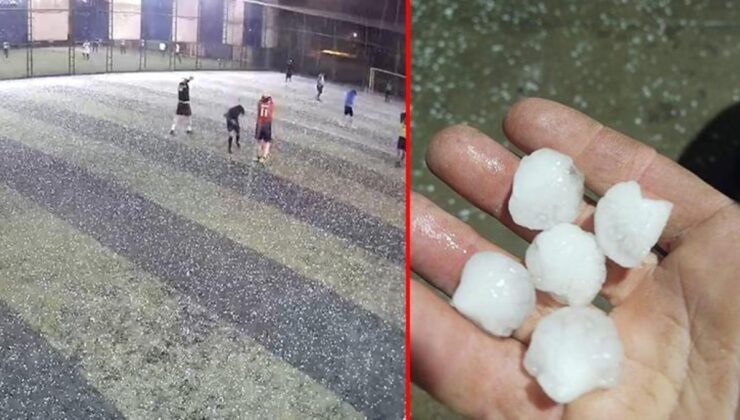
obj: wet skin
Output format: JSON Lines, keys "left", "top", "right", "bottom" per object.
{"left": 411, "top": 98, "right": 740, "bottom": 419}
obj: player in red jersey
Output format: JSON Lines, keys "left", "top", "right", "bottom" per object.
{"left": 254, "top": 93, "right": 274, "bottom": 163}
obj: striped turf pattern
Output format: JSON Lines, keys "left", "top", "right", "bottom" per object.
{"left": 0, "top": 72, "right": 405, "bottom": 419}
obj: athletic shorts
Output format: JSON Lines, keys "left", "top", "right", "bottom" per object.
{"left": 176, "top": 102, "right": 192, "bottom": 116}
{"left": 255, "top": 123, "right": 272, "bottom": 142}
{"left": 226, "top": 118, "right": 240, "bottom": 133}
{"left": 397, "top": 136, "right": 406, "bottom": 151}
{"left": 317, "top": 85, "right": 324, "bottom": 94}
{"left": 344, "top": 106, "right": 354, "bottom": 117}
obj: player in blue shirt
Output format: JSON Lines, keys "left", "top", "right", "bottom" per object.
{"left": 344, "top": 89, "right": 357, "bottom": 126}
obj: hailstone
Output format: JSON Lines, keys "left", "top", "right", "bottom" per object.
{"left": 525, "top": 223, "right": 606, "bottom": 306}
{"left": 451, "top": 251, "right": 535, "bottom": 337}
{"left": 594, "top": 181, "right": 673, "bottom": 268}
{"left": 509, "top": 148, "right": 585, "bottom": 230}
{"left": 524, "top": 307, "right": 623, "bottom": 404}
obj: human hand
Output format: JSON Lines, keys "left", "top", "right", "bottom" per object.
{"left": 411, "top": 98, "right": 740, "bottom": 419}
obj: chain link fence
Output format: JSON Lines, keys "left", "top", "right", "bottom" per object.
{"left": 0, "top": 0, "right": 405, "bottom": 95}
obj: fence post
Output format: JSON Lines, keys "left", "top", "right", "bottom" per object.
{"left": 107, "top": 0, "right": 114, "bottom": 72}
{"left": 331, "top": 19, "right": 336, "bottom": 80}
{"left": 171, "top": 0, "right": 176, "bottom": 70}
{"left": 195, "top": 0, "right": 200, "bottom": 69}
{"left": 67, "top": 0, "right": 73, "bottom": 75}
{"left": 299, "top": 13, "right": 305, "bottom": 73}
{"left": 26, "top": 0, "right": 32, "bottom": 77}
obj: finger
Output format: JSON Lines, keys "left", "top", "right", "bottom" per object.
{"left": 411, "top": 192, "right": 560, "bottom": 342}
{"left": 503, "top": 97, "right": 733, "bottom": 250}
{"left": 411, "top": 280, "right": 562, "bottom": 420}
{"left": 423, "top": 130, "right": 647, "bottom": 305}
{"left": 411, "top": 191, "right": 518, "bottom": 295}
{"left": 425, "top": 124, "right": 595, "bottom": 245}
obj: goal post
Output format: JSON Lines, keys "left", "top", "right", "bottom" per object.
{"left": 368, "top": 67, "right": 405, "bottom": 98}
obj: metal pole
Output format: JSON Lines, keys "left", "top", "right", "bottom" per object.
{"left": 171, "top": 0, "right": 176, "bottom": 70}
{"left": 299, "top": 13, "right": 305, "bottom": 73}
{"left": 364, "top": 24, "right": 369, "bottom": 87}
{"left": 138, "top": 10, "right": 143, "bottom": 70}
{"left": 222, "top": 0, "right": 228, "bottom": 68}
{"left": 107, "top": 0, "right": 114, "bottom": 72}
{"left": 26, "top": 0, "right": 32, "bottom": 77}
{"left": 331, "top": 19, "right": 336, "bottom": 80}
{"left": 68, "top": 0, "right": 74, "bottom": 75}
{"left": 195, "top": 0, "right": 201, "bottom": 69}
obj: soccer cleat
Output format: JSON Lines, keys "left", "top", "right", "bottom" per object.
{"left": 186, "top": 129, "right": 193, "bottom": 135}
{"left": 254, "top": 156, "right": 261, "bottom": 162}
{"left": 169, "top": 130, "right": 175, "bottom": 135}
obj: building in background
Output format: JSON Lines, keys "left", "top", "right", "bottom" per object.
{"left": 0, "top": 0, "right": 405, "bottom": 95}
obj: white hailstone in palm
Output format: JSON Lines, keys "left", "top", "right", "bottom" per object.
{"left": 524, "top": 307, "right": 623, "bottom": 404}
{"left": 525, "top": 223, "right": 606, "bottom": 307}
{"left": 594, "top": 181, "right": 673, "bottom": 268}
{"left": 509, "top": 148, "right": 585, "bottom": 230}
{"left": 451, "top": 251, "right": 535, "bottom": 337}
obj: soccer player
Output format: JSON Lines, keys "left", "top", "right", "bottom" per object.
{"left": 344, "top": 89, "right": 357, "bottom": 126}
{"left": 175, "top": 43, "right": 182, "bottom": 63}
{"left": 316, "top": 73, "right": 325, "bottom": 101}
{"left": 224, "top": 103, "right": 245, "bottom": 154}
{"left": 384, "top": 81, "right": 393, "bottom": 102}
{"left": 285, "top": 58, "right": 294, "bottom": 83}
{"left": 170, "top": 76, "right": 194, "bottom": 135}
{"left": 2, "top": 41, "right": 8, "bottom": 58}
{"left": 254, "top": 93, "right": 274, "bottom": 163}
{"left": 397, "top": 112, "right": 406, "bottom": 167}
{"left": 120, "top": 40, "right": 127, "bottom": 54}
{"left": 82, "top": 41, "right": 91, "bottom": 60}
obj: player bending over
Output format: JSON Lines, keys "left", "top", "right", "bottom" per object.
{"left": 316, "top": 73, "right": 325, "bottom": 101}
{"left": 224, "top": 103, "right": 245, "bottom": 154}
{"left": 344, "top": 89, "right": 357, "bottom": 126}
{"left": 254, "top": 93, "right": 274, "bottom": 163}
{"left": 170, "top": 76, "right": 194, "bottom": 135}
{"left": 397, "top": 112, "right": 406, "bottom": 167}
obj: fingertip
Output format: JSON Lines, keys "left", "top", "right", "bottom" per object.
{"left": 504, "top": 97, "right": 597, "bottom": 154}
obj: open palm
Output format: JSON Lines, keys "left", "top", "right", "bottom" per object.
{"left": 411, "top": 98, "right": 740, "bottom": 419}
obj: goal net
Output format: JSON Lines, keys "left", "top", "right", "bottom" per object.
{"left": 368, "top": 67, "right": 405, "bottom": 98}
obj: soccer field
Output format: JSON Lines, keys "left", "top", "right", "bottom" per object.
{"left": 0, "top": 71, "right": 405, "bottom": 418}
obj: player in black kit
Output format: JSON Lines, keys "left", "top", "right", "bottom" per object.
{"left": 170, "top": 76, "right": 194, "bottom": 135}
{"left": 224, "top": 104, "right": 245, "bottom": 154}
{"left": 285, "top": 58, "right": 294, "bottom": 83}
